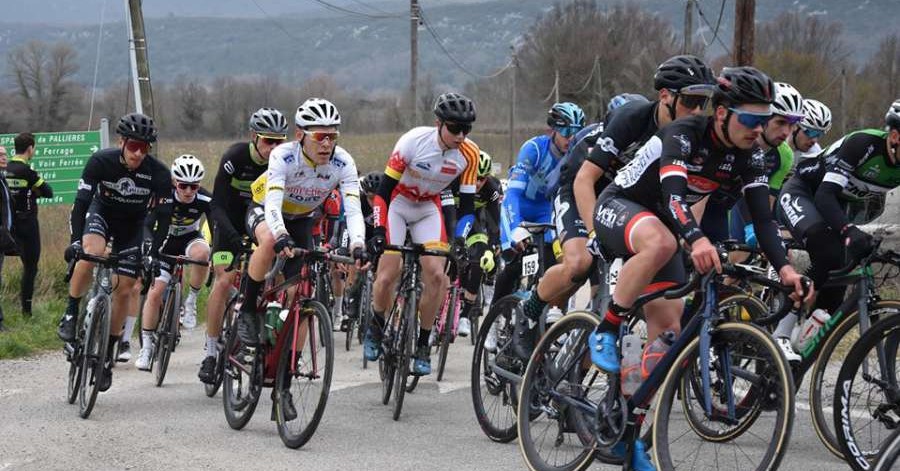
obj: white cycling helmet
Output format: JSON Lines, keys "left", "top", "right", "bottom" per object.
{"left": 771, "top": 82, "right": 804, "bottom": 119}
{"left": 886, "top": 99, "right": 900, "bottom": 130}
{"left": 171, "top": 154, "right": 205, "bottom": 183}
{"left": 801, "top": 99, "right": 833, "bottom": 133}
{"left": 295, "top": 98, "right": 341, "bottom": 128}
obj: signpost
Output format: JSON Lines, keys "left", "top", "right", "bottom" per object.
{"left": 0, "top": 120, "right": 109, "bottom": 205}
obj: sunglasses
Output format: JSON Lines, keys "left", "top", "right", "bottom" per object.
{"left": 176, "top": 182, "right": 199, "bottom": 190}
{"left": 124, "top": 139, "right": 151, "bottom": 154}
{"left": 555, "top": 126, "right": 581, "bottom": 138}
{"left": 303, "top": 131, "right": 340, "bottom": 143}
{"left": 802, "top": 128, "right": 824, "bottom": 139}
{"left": 443, "top": 122, "right": 473, "bottom": 136}
{"left": 728, "top": 107, "right": 774, "bottom": 129}
{"left": 677, "top": 94, "right": 710, "bottom": 110}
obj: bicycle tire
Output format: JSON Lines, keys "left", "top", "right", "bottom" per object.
{"left": 874, "top": 428, "right": 900, "bottom": 471}
{"left": 66, "top": 313, "right": 86, "bottom": 405}
{"left": 833, "top": 311, "right": 900, "bottom": 471}
{"left": 380, "top": 300, "right": 401, "bottom": 405}
{"left": 437, "top": 287, "right": 457, "bottom": 382}
{"left": 653, "top": 322, "right": 794, "bottom": 471}
{"left": 205, "top": 294, "right": 237, "bottom": 398}
{"left": 517, "top": 311, "right": 601, "bottom": 471}
{"left": 79, "top": 295, "right": 110, "bottom": 419}
{"left": 222, "top": 317, "right": 262, "bottom": 430}
{"left": 275, "top": 300, "right": 334, "bottom": 449}
{"left": 393, "top": 289, "right": 415, "bottom": 421}
{"left": 154, "top": 285, "right": 181, "bottom": 387}
{"left": 344, "top": 296, "right": 354, "bottom": 352}
{"left": 471, "top": 294, "right": 521, "bottom": 443}
{"left": 811, "top": 300, "right": 900, "bottom": 458}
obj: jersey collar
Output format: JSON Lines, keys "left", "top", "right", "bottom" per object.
{"left": 173, "top": 188, "right": 196, "bottom": 204}
{"left": 248, "top": 142, "right": 267, "bottom": 166}
{"left": 10, "top": 156, "right": 28, "bottom": 164}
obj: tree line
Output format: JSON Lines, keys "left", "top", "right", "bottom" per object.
{"left": 1, "top": 0, "right": 897, "bottom": 141}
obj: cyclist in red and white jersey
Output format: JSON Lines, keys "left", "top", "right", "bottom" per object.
{"left": 365, "top": 92, "right": 480, "bottom": 376}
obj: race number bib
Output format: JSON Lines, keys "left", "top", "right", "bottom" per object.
{"left": 521, "top": 253, "right": 540, "bottom": 277}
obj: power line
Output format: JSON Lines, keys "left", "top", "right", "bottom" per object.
{"left": 87, "top": 0, "right": 107, "bottom": 129}
{"left": 418, "top": 7, "right": 513, "bottom": 79}
{"left": 307, "top": 0, "right": 405, "bottom": 19}
{"left": 250, "top": 0, "right": 307, "bottom": 42}
{"left": 343, "top": 0, "right": 399, "bottom": 15}
{"left": 696, "top": 0, "right": 732, "bottom": 56}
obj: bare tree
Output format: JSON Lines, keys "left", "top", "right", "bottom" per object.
{"left": 850, "top": 34, "right": 900, "bottom": 130}
{"left": 174, "top": 76, "right": 207, "bottom": 135}
{"left": 7, "top": 41, "right": 80, "bottom": 131}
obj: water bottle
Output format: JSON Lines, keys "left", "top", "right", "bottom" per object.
{"left": 796, "top": 309, "right": 831, "bottom": 351}
{"left": 546, "top": 306, "right": 564, "bottom": 324}
{"left": 265, "top": 301, "right": 282, "bottom": 345}
{"left": 620, "top": 334, "right": 643, "bottom": 396}
{"left": 641, "top": 330, "right": 676, "bottom": 381}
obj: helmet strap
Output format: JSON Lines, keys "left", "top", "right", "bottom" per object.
{"left": 436, "top": 122, "right": 452, "bottom": 152}
{"left": 720, "top": 108, "right": 737, "bottom": 148}
{"left": 666, "top": 95, "right": 678, "bottom": 122}
{"left": 761, "top": 129, "right": 776, "bottom": 149}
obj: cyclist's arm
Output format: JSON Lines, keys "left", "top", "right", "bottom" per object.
{"left": 744, "top": 183, "right": 789, "bottom": 271}
{"left": 814, "top": 134, "right": 866, "bottom": 233}
{"left": 29, "top": 167, "right": 53, "bottom": 199}
{"left": 69, "top": 154, "right": 102, "bottom": 243}
{"left": 574, "top": 160, "right": 604, "bottom": 233}
{"left": 146, "top": 195, "right": 173, "bottom": 256}
{"left": 262, "top": 150, "right": 289, "bottom": 238}
{"left": 337, "top": 159, "right": 365, "bottom": 249}
{"left": 441, "top": 186, "right": 458, "bottom": 239}
{"left": 454, "top": 141, "right": 479, "bottom": 239}
{"left": 657, "top": 133, "right": 704, "bottom": 245}
{"left": 373, "top": 146, "right": 406, "bottom": 228}
{"left": 500, "top": 141, "right": 536, "bottom": 248}
{"left": 209, "top": 154, "right": 241, "bottom": 244}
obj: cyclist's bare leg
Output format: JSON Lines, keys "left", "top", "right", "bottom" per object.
{"left": 140, "top": 279, "right": 167, "bottom": 330}
{"left": 643, "top": 297, "right": 684, "bottom": 344}
{"left": 372, "top": 253, "right": 401, "bottom": 314}
{"left": 418, "top": 254, "right": 449, "bottom": 330}
{"left": 187, "top": 242, "right": 210, "bottom": 290}
{"left": 206, "top": 265, "right": 236, "bottom": 338}
{"left": 612, "top": 219, "right": 678, "bottom": 311}
{"left": 111, "top": 276, "right": 139, "bottom": 345}
{"left": 248, "top": 223, "right": 277, "bottom": 282}
{"left": 68, "top": 233, "right": 105, "bottom": 298}
{"left": 537, "top": 236, "right": 592, "bottom": 307}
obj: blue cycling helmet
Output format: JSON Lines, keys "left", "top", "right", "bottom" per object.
{"left": 607, "top": 93, "right": 650, "bottom": 115}
{"left": 547, "top": 102, "right": 586, "bottom": 133}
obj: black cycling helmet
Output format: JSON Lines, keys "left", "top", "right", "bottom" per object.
{"left": 712, "top": 66, "right": 775, "bottom": 107}
{"left": 360, "top": 171, "right": 383, "bottom": 194}
{"left": 653, "top": 55, "right": 715, "bottom": 91}
{"left": 433, "top": 92, "right": 476, "bottom": 123}
{"left": 116, "top": 112, "right": 158, "bottom": 143}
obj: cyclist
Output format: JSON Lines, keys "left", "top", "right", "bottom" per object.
{"left": 135, "top": 155, "right": 212, "bottom": 370}
{"left": 340, "top": 171, "right": 382, "bottom": 331}
{"left": 6, "top": 132, "right": 53, "bottom": 318}
{"left": 440, "top": 150, "right": 503, "bottom": 337}
{"left": 57, "top": 112, "right": 172, "bottom": 392}
{"left": 527, "top": 56, "right": 715, "bottom": 357}
{"left": 493, "top": 102, "right": 585, "bottom": 317}
{"left": 236, "top": 98, "right": 366, "bottom": 346}
{"left": 199, "top": 107, "right": 288, "bottom": 384}
{"left": 365, "top": 92, "right": 480, "bottom": 376}
{"left": 792, "top": 98, "right": 833, "bottom": 157}
{"left": 776, "top": 99, "right": 900, "bottom": 334}
{"left": 313, "top": 188, "right": 349, "bottom": 330}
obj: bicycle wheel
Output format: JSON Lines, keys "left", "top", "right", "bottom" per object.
{"left": 874, "top": 428, "right": 900, "bottom": 471}
{"left": 222, "top": 316, "right": 262, "bottom": 430}
{"left": 66, "top": 313, "right": 86, "bottom": 405}
{"left": 471, "top": 294, "right": 523, "bottom": 443}
{"left": 653, "top": 322, "right": 794, "bottom": 471}
{"left": 155, "top": 285, "right": 181, "bottom": 387}
{"left": 344, "top": 296, "right": 355, "bottom": 352}
{"left": 275, "top": 300, "right": 334, "bottom": 449}
{"left": 437, "top": 287, "right": 457, "bottom": 382}
{"left": 833, "top": 312, "right": 900, "bottom": 471}
{"left": 380, "top": 300, "right": 402, "bottom": 405}
{"left": 79, "top": 295, "right": 110, "bottom": 419}
{"left": 811, "top": 300, "right": 900, "bottom": 458}
{"left": 393, "top": 289, "right": 415, "bottom": 421}
{"left": 205, "top": 294, "right": 237, "bottom": 398}
{"left": 517, "top": 311, "right": 604, "bottom": 471}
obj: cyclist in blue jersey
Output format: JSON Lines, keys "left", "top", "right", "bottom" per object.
{"left": 492, "top": 102, "right": 585, "bottom": 306}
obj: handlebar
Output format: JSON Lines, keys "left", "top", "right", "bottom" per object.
{"left": 828, "top": 238, "right": 884, "bottom": 278}
{"left": 265, "top": 246, "right": 363, "bottom": 282}
{"left": 156, "top": 253, "right": 209, "bottom": 267}
{"left": 384, "top": 243, "right": 453, "bottom": 259}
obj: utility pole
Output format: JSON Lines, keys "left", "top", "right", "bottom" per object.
{"left": 125, "top": 0, "right": 154, "bottom": 117}
{"left": 840, "top": 68, "right": 847, "bottom": 134}
{"left": 554, "top": 68, "right": 560, "bottom": 103}
{"left": 410, "top": 0, "right": 420, "bottom": 125}
{"left": 509, "top": 47, "right": 518, "bottom": 169}
{"left": 733, "top": 0, "right": 755, "bottom": 66}
{"left": 683, "top": 0, "right": 694, "bottom": 54}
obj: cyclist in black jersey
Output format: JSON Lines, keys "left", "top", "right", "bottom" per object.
{"left": 57, "top": 112, "right": 172, "bottom": 392}
{"left": 6, "top": 132, "right": 53, "bottom": 317}
{"left": 440, "top": 150, "right": 503, "bottom": 336}
{"left": 136, "top": 155, "right": 212, "bottom": 371}
{"left": 588, "top": 68, "right": 809, "bottom": 384}
{"left": 199, "top": 107, "right": 288, "bottom": 383}
{"left": 776, "top": 99, "right": 900, "bottom": 318}
{"left": 513, "top": 56, "right": 716, "bottom": 358}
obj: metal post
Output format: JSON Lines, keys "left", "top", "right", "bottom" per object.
{"left": 683, "top": 0, "right": 694, "bottom": 54}
{"left": 126, "top": 0, "right": 154, "bottom": 117}
{"left": 509, "top": 48, "right": 518, "bottom": 169}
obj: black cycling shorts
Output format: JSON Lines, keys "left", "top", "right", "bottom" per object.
{"left": 246, "top": 203, "right": 315, "bottom": 278}
{"left": 157, "top": 232, "right": 208, "bottom": 282}
{"left": 593, "top": 192, "right": 686, "bottom": 287}
{"left": 83, "top": 203, "right": 143, "bottom": 278}
{"left": 553, "top": 193, "right": 589, "bottom": 243}
{"left": 775, "top": 179, "right": 828, "bottom": 242}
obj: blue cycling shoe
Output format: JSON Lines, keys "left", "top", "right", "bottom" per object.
{"left": 363, "top": 326, "right": 383, "bottom": 361}
{"left": 611, "top": 440, "right": 656, "bottom": 471}
{"left": 412, "top": 345, "right": 431, "bottom": 376}
{"left": 588, "top": 329, "right": 619, "bottom": 373}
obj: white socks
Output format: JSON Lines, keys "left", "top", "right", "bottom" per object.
{"left": 206, "top": 336, "right": 219, "bottom": 357}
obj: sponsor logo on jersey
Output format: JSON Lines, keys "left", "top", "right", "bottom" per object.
{"left": 104, "top": 177, "right": 151, "bottom": 197}
{"left": 687, "top": 176, "right": 719, "bottom": 194}
{"left": 672, "top": 134, "right": 691, "bottom": 156}
{"left": 136, "top": 173, "right": 152, "bottom": 180}
{"left": 440, "top": 165, "right": 457, "bottom": 175}
{"left": 78, "top": 179, "right": 92, "bottom": 191}
{"left": 223, "top": 161, "right": 235, "bottom": 174}
{"left": 596, "top": 205, "right": 617, "bottom": 229}
{"left": 415, "top": 162, "right": 431, "bottom": 171}
{"left": 598, "top": 137, "right": 619, "bottom": 155}
{"left": 779, "top": 193, "right": 805, "bottom": 226}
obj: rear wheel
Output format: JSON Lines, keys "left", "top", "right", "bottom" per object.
{"left": 79, "top": 296, "right": 110, "bottom": 419}
{"left": 222, "top": 315, "right": 262, "bottom": 430}
{"left": 275, "top": 300, "right": 334, "bottom": 449}
{"left": 437, "top": 287, "right": 457, "bottom": 382}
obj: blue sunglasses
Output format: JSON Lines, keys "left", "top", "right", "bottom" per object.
{"left": 729, "top": 107, "right": 773, "bottom": 129}
{"left": 555, "top": 126, "right": 582, "bottom": 138}
{"left": 802, "top": 128, "right": 824, "bottom": 139}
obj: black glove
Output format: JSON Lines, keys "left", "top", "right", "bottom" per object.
{"left": 142, "top": 255, "right": 161, "bottom": 279}
{"left": 274, "top": 234, "right": 295, "bottom": 254}
{"left": 367, "top": 226, "right": 386, "bottom": 257}
{"left": 843, "top": 225, "right": 873, "bottom": 261}
{"left": 352, "top": 246, "right": 369, "bottom": 263}
{"left": 227, "top": 233, "right": 245, "bottom": 254}
{"left": 64, "top": 241, "right": 82, "bottom": 263}
{"left": 451, "top": 237, "right": 468, "bottom": 263}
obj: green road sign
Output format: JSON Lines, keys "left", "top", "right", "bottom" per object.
{"left": 0, "top": 130, "right": 104, "bottom": 205}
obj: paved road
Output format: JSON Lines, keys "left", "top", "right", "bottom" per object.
{"left": 0, "top": 327, "right": 856, "bottom": 471}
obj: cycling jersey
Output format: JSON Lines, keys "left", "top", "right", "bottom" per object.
{"left": 250, "top": 141, "right": 364, "bottom": 248}
{"left": 605, "top": 115, "right": 788, "bottom": 270}
{"left": 441, "top": 175, "right": 502, "bottom": 244}
{"left": 70, "top": 147, "right": 171, "bottom": 247}
{"left": 5, "top": 157, "right": 53, "bottom": 218}
{"left": 210, "top": 142, "right": 268, "bottom": 248}
{"left": 586, "top": 100, "right": 661, "bottom": 174}
{"left": 787, "top": 128, "right": 900, "bottom": 233}
{"left": 147, "top": 187, "right": 212, "bottom": 238}
{"left": 767, "top": 142, "right": 794, "bottom": 195}
{"left": 501, "top": 134, "right": 564, "bottom": 250}
{"left": 313, "top": 189, "right": 344, "bottom": 245}
{"left": 550, "top": 123, "right": 603, "bottom": 201}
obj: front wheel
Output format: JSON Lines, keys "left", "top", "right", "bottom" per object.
{"left": 275, "top": 300, "right": 334, "bottom": 449}
{"left": 222, "top": 315, "right": 262, "bottom": 430}
{"left": 154, "top": 285, "right": 181, "bottom": 387}
{"left": 653, "top": 322, "right": 795, "bottom": 471}
{"left": 79, "top": 296, "right": 111, "bottom": 419}
{"left": 205, "top": 295, "right": 237, "bottom": 398}
{"left": 393, "top": 290, "right": 415, "bottom": 421}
